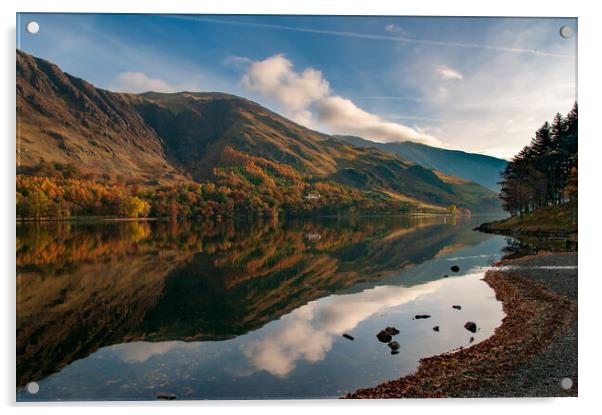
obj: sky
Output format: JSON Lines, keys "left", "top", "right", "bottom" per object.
{"left": 17, "top": 14, "right": 577, "bottom": 159}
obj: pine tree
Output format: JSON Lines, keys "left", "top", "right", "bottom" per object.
{"left": 498, "top": 103, "right": 577, "bottom": 215}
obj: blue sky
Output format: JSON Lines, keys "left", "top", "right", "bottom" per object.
{"left": 17, "top": 14, "right": 577, "bottom": 158}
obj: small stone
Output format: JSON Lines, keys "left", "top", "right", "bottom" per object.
{"left": 384, "top": 326, "right": 399, "bottom": 335}
{"left": 376, "top": 330, "right": 392, "bottom": 343}
{"left": 452, "top": 305, "right": 462, "bottom": 310}
{"left": 388, "top": 341, "right": 400, "bottom": 351}
{"left": 451, "top": 265, "right": 460, "bottom": 272}
{"left": 464, "top": 321, "right": 477, "bottom": 333}
{"left": 414, "top": 314, "right": 431, "bottom": 319}
{"left": 342, "top": 333, "right": 354, "bottom": 341}
{"left": 156, "top": 393, "right": 176, "bottom": 400}
{"left": 469, "top": 336, "right": 474, "bottom": 343}
{"left": 433, "top": 326, "right": 440, "bottom": 332}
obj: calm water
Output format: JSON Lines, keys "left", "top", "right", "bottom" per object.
{"left": 17, "top": 216, "right": 510, "bottom": 401}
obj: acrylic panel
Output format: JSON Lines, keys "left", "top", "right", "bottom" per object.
{"left": 16, "top": 14, "right": 578, "bottom": 401}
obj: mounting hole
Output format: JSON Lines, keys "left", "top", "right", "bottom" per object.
{"left": 560, "top": 377, "right": 573, "bottom": 390}
{"left": 559, "top": 25, "right": 573, "bottom": 39}
{"left": 26, "top": 381, "right": 39, "bottom": 394}
{"left": 26, "top": 21, "right": 39, "bottom": 34}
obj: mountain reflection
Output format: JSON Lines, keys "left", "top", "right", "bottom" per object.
{"left": 17, "top": 216, "right": 486, "bottom": 387}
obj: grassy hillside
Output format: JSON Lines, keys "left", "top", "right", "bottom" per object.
{"left": 17, "top": 49, "right": 501, "bottom": 217}
{"left": 477, "top": 203, "right": 577, "bottom": 238}
{"left": 337, "top": 135, "right": 507, "bottom": 191}
{"left": 16, "top": 50, "right": 188, "bottom": 186}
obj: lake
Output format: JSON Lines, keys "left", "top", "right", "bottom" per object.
{"left": 16, "top": 215, "right": 511, "bottom": 401}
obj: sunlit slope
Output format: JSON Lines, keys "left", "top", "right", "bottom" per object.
{"left": 17, "top": 49, "right": 499, "bottom": 212}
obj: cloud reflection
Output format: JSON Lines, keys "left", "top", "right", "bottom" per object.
{"left": 242, "top": 280, "right": 448, "bottom": 377}
{"left": 111, "top": 341, "right": 194, "bottom": 363}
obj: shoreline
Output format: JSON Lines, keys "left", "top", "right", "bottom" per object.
{"left": 345, "top": 251, "right": 577, "bottom": 398}
{"left": 15, "top": 211, "right": 482, "bottom": 223}
{"left": 475, "top": 203, "right": 577, "bottom": 247}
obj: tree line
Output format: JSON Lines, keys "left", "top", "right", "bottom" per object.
{"left": 499, "top": 103, "right": 577, "bottom": 216}
{"left": 16, "top": 148, "right": 427, "bottom": 220}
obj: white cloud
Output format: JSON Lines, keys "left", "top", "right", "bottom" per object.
{"left": 241, "top": 54, "right": 439, "bottom": 145}
{"left": 391, "top": 22, "right": 576, "bottom": 158}
{"left": 385, "top": 24, "right": 402, "bottom": 34}
{"left": 437, "top": 66, "right": 464, "bottom": 81}
{"left": 109, "top": 71, "right": 199, "bottom": 93}
{"left": 223, "top": 55, "right": 253, "bottom": 69}
{"left": 110, "top": 72, "right": 173, "bottom": 93}
{"left": 111, "top": 341, "right": 195, "bottom": 363}
{"left": 315, "top": 96, "right": 441, "bottom": 145}
{"left": 242, "top": 54, "right": 330, "bottom": 125}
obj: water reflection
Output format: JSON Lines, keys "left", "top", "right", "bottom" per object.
{"left": 17, "top": 216, "right": 506, "bottom": 400}
{"left": 242, "top": 280, "right": 446, "bottom": 377}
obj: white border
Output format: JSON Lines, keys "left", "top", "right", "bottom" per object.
{"left": 3, "top": 1, "right": 601, "bottom": 414}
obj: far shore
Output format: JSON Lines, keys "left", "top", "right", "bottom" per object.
{"left": 15, "top": 211, "right": 494, "bottom": 223}
{"left": 475, "top": 204, "right": 577, "bottom": 242}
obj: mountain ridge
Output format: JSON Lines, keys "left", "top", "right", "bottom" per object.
{"left": 335, "top": 135, "right": 507, "bottom": 191}
{"left": 16, "top": 49, "right": 501, "bottom": 215}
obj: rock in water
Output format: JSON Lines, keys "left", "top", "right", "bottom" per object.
{"left": 376, "top": 330, "right": 392, "bottom": 343}
{"left": 414, "top": 314, "right": 431, "bottom": 319}
{"left": 156, "top": 393, "right": 176, "bottom": 400}
{"left": 342, "top": 333, "right": 354, "bottom": 341}
{"left": 464, "top": 321, "right": 477, "bottom": 333}
{"left": 451, "top": 265, "right": 460, "bottom": 272}
{"left": 388, "top": 341, "right": 400, "bottom": 351}
{"left": 433, "top": 326, "right": 440, "bottom": 332}
{"left": 385, "top": 326, "right": 400, "bottom": 335}
{"left": 391, "top": 350, "right": 400, "bottom": 355}
{"left": 452, "top": 305, "right": 462, "bottom": 310}
{"left": 444, "top": 274, "right": 449, "bottom": 278}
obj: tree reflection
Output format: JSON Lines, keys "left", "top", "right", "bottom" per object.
{"left": 17, "top": 216, "right": 485, "bottom": 387}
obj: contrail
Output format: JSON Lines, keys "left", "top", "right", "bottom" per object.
{"left": 168, "top": 15, "right": 575, "bottom": 59}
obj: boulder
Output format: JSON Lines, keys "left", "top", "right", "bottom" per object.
{"left": 388, "top": 341, "right": 400, "bottom": 351}
{"left": 376, "top": 330, "right": 392, "bottom": 343}
{"left": 342, "top": 333, "right": 354, "bottom": 341}
{"left": 385, "top": 326, "right": 400, "bottom": 335}
{"left": 450, "top": 265, "right": 460, "bottom": 272}
{"left": 414, "top": 314, "right": 431, "bottom": 319}
{"left": 433, "top": 326, "right": 440, "bottom": 332}
{"left": 464, "top": 321, "right": 477, "bottom": 333}
{"left": 452, "top": 305, "right": 462, "bottom": 310}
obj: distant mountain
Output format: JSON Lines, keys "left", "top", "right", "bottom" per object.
{"left": 336, "top": 135, "right": 507, "bottom": 191}
{"left": 17, "top": 49, "right": 501, "bottom": 213}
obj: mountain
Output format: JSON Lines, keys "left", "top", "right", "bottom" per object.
{"left": 16, "top": 50, "right": 188, "bottom": 185}
{"left": 17, "top": 49, "right": 500, "bottom": 214}
{"left": 336, "top": 135, "right": 507, "bottom": 191}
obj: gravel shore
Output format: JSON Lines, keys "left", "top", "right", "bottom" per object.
{"left": 345, "top": 251, "right": 578, "bottom": 398}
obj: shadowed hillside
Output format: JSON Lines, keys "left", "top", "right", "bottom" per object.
{"left": 336, "top": 135, "right": 507, "bottom": 191}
